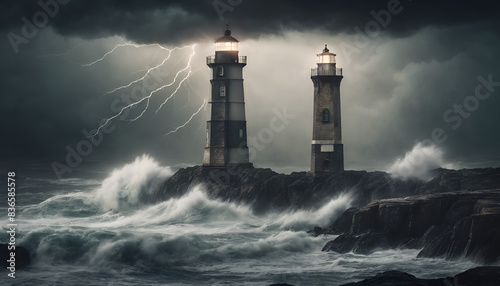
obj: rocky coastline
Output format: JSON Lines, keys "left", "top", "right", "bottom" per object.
{"left": 157, "top": 165, "right": 500, "bottom": 285}
{"left": 322, "top": 189, "right": 500, "bottom": 264}
{"left": 340, "top": 266, "right": 500, "bottom": 286}
{"left": 270, "top": 266, "right": 500, "bottom": 286}
{"left": 3, "top": 165, "right": 499, "bottom": 283}
{"left": 156, "top": 165, "right": 500, "bottom": 266}
{"left": 156, "top": 165, "right": 500, "bottom": 214}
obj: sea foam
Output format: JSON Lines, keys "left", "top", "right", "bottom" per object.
{"left": 95, "top": 155, "right": 172, "bottom": 211}
{"left": 387, "top": 142, "right": 455, "bottom": 181}
{"left": 270, "top": 192, "right": 353, "bottom": 230}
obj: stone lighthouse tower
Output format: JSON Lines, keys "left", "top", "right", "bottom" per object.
{"left": 203, "top": 29, "right": 250, "bottom": 167}
{"left": 311, "top": 45, "right": 344, "bottom": 173}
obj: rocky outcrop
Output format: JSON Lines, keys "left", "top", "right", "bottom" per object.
{"left": 418, "top": 168, "right": 500, "bottom": 194}
{"left": 340, "top": 270, "right": 441, "bottom": 286}
{"left": 323, "top": 190, "right": 500, "bottom": 264}
{"left": 156, "top": 166, "right": 500, "bottom": 214}
{"left": 156, "top": 165, "right": 500, "bottom": 264}
{"left": 155, "top": 165, "right": 414, "bottom": 214}
{"left": 268, "top": 267, "right": 500, "bottom": 286}
{"left": 451, "top": 267, "right": 500, "bottom": 286}
{"left": 339, "top": 266, "right": 500, "bottom": 286}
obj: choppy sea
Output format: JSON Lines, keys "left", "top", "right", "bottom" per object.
{"left": 0, "top": 156, "right": 482, "bottom": 285}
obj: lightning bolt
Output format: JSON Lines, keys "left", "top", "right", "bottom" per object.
{"left": 128, "top": 44, "right": 196, "bottom": 122}
{"left": 127, "top": 50, "right": 161, "bottom": 77}
{"left": 154, "top": 46, "right": 197, "bottom": 115}
{"left": 164, "top": 100, "right": 207, "bottom": 136}
{"left": 81, "top": 42, "right": 173, "bottom": 67}
{"left": 90, "top": 44, "right": 197, "bottom": 138}
{"left": 155, "top": 70, "right": 192, "bottom": 115}
{"left": 102, "top": 44, "right": 192, "bottom": 96}
{"left": 39, "top": 42, "right": 83, "bottom": 57}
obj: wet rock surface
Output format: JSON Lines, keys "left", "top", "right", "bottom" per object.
{"left": 339, "top": 266, "right": 500, "bottom": 286}
{"left": 323, "top": 190, "right": 500, "bottom": 264}
{"left": 156, "top": 166, "right": 500, "bottom": 214}
{"left": 155, "top": 166, "right": 500, "bottom": 264}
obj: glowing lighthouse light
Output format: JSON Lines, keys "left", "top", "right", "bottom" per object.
{"left": 317, "top": 44, "right": 336, "bottom": 64}
{"left": 215, "top": 29, "right": 239, "bottom": 51}
{"left": 312, "top": 44, "right": 341, "bottom": 77}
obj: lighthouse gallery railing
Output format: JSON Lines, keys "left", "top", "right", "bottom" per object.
{"left": 206, "top": 55, "right": 247, "bottom": 64}
{"left": 311, "top": 68, "right": 343, "bottom": 77}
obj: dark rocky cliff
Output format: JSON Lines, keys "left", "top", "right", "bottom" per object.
{"left": 156, "top": 165, "right": 418, "bottom": 213}
{"left": 339, "top": 266, "right": 500, "bottom": 286}
{"left": 156, "top": 166, "right": 500, "bottom": 214}
{"left": 156, "top": 166, "right": 500, "bottom": 264}
{"left": 322, "top": 190, "right": 500, "bottom": 264}
{"left": 269, "top": 267, "right": 500, "bottom": 286}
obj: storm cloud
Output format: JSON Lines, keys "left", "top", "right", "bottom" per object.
{"left": 1, "top": 0, "right": 499, "bottom": 175}
{"left": 3, "top": 0, "right": 500, "bottom": 46}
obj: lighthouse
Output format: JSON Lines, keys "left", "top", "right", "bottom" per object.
{"left": 203, "top": 29, "right": 251, "bottom": 167}
{"left": 311, "top": 45, "right": 344, "bottom": 173}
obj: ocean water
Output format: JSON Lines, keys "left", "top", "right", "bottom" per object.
{"left": 0, "top": 156, "right": 480, "bottom": 285}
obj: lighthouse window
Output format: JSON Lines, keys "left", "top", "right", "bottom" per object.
{"left": 239, "top": 128, "right": 243, "bottom": 138}
{"left": 220, "top": 84, "right": 226, "bottom": 97}
{"left": 321, "top": 144, "right": 334, "bottom": 152}
{"left": 322, "top": 109, "right": 330, "bottom": 123}
{"left": 217, "top": 66, "right": 224, "bottom": 77}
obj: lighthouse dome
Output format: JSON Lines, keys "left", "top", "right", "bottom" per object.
{"left": 215, "top": 29, "right": 239, "bottom": 51}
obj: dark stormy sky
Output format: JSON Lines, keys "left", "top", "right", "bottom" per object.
{"left": 1, "top": 0, "right": 500, "bottom": 176}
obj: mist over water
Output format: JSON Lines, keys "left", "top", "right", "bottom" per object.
{"left": 0, "top": 156, "right": 478, "bottom": 285}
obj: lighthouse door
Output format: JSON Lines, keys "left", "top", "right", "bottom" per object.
{"left": 323, "top": 160, "right": 330, "bottom": 172}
